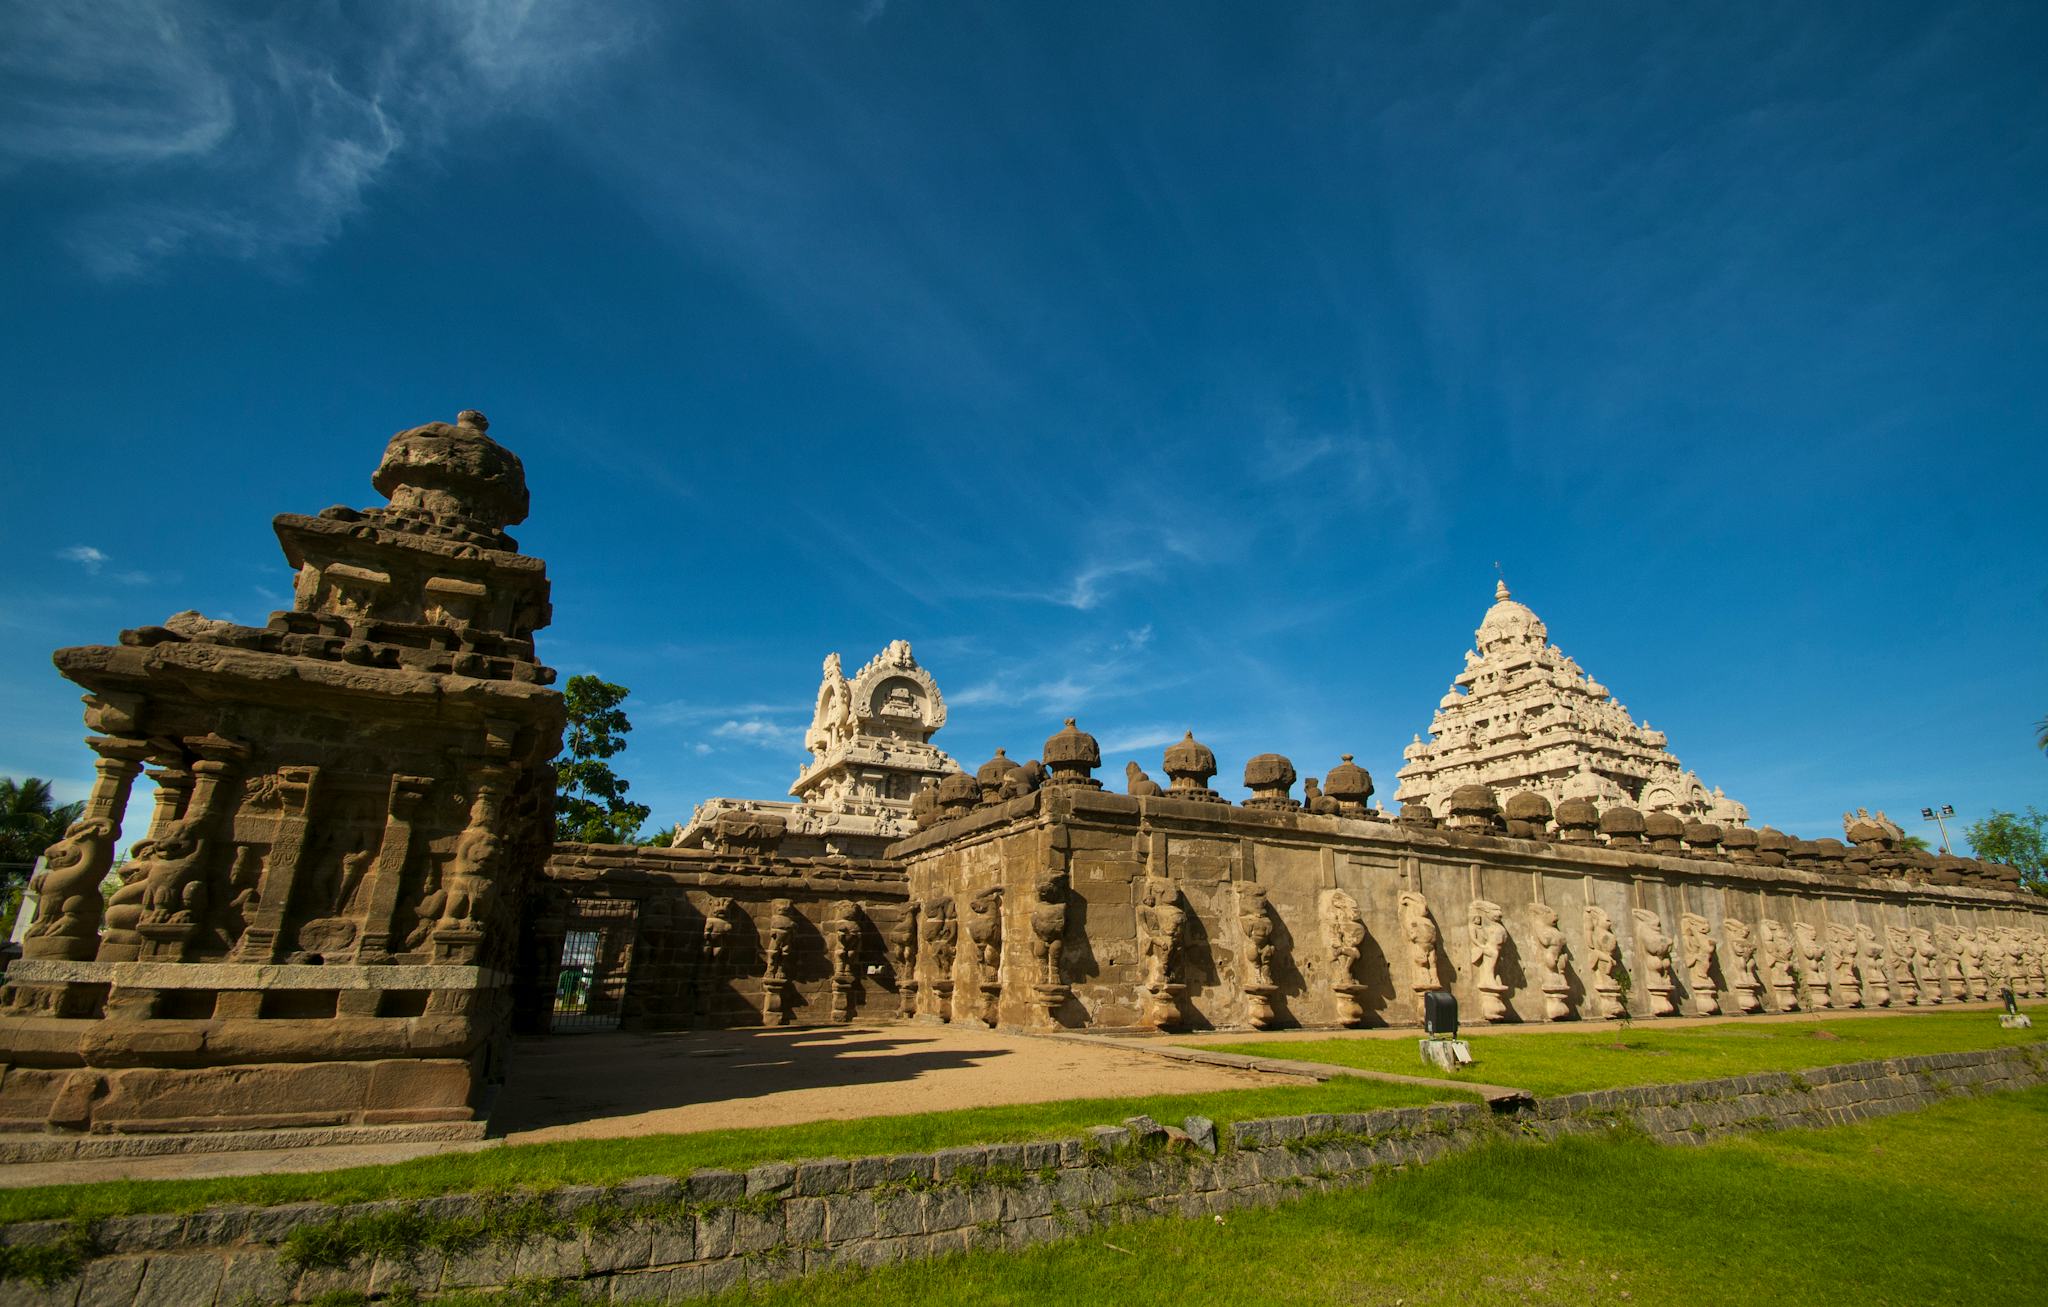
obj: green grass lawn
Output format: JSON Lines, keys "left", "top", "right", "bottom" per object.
{"left": 684, "top": 1083, "right": 2048, "bottom": 1307}
{"left": 1195, "top": 1007, "right": 2048, "bottom": 1095}
{"left": 0, "top": 1077, "right": 1467, "bottom": 1226}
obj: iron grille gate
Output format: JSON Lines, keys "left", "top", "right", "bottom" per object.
{"left": 550, "top": 898, "right": 639, "bottom": 1033}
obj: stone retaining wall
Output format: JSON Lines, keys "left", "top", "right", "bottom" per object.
{"left": 4, "top": 1044, "right": 2043, "bottom": 1306}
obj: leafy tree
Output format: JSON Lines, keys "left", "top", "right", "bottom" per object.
{"left": 1965, "top": 807, "right": 2047, "bottom": 892}
{"left": 552, "top": 676, "right": 652, "bottom": 845}
{"left": 2037, "top": 713, "right": 2047, "bottom": 752}
{"left": 1900, "top": 833, "right": 1930, "bottom": 853}
{"left": 0, "top": 777, "right": 84, "bottom": 868}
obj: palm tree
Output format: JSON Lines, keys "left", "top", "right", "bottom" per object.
{"left": 0, "top": 777, "right": 84, "bottom": 868}
{"left": 2038, "top": 713, "right": 2047, "bottom": 753}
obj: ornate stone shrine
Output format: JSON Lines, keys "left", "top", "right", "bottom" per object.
{"left": 0, "top": 411, "right": 563, "bottom": 1139}
{"left": 675, "top": 641, "right": 961, "bottom": 858}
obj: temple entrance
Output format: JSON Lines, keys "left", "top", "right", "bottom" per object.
{"left": 549, "top": 898, "right": 639, "bottom": 1033}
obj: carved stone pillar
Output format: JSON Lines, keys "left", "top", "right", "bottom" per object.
{"left": 20, "top": 736, "right": 146, "bottom": 961}
{"left": 355, "top": 774, "right": 435, "bottom": 962}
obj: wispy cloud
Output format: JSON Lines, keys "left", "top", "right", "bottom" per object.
{"left": 1099, "top": 725, "right": 1183, "bottom": 755}
{"left": 56, "top": 545, "right": 152, "bottom": 585}
{"left": 6, "top": 1, "right": 643, "bottom": 277}
{"left": 645, "top": 699, "right": 804, "bottom": 729}
{"left": 711, "top": 718, "right": 801, "bottom": 747}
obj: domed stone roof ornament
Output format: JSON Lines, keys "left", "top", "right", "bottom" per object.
{"left": 1643, "top": 811, "right": 1685, "bottom": 855}
{"left": 976, "top": 749, "right": 1021, "bottom": 805}
{"left": 366, "top": 409, "right": 531, "bottom": 548}
{"left": 1042, "top": 719, "right": 1102, "bottom": 789}
{"left": 1321, "top": 755, "right": 1375, "bottom": 818}
{"left": 1503, "top": 791, "right": 1552, "bottom": 839}
{"left": 1600, "top": 805, "right": 1647, "bottom": 848}
{"left": 1162, "top": 732, "right": 1223, "bottom": 803}
{"left": 1242, "top": 754, "right": 1300, "bottom": 812}
{"left": 1444, "top": 783, "right": 1501, "bottom": 832}
{"left": 1554, "top": 797, "right": 1601, "bottom": 843}
{"left": 937, "top": 771, "right": 980, "bottom": 814}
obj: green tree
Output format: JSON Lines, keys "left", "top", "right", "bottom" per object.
{"left": 1965, "top": 807, "right": 2047, "bottom": 892}
{"left": 552, "top": 676, "right": 653, "bottom": 845}
{"left": 0, "top": 777, "right": 84, "bottom": 868}
{"left": 1900, "top": 833, "right": 1931, "bottom": 853}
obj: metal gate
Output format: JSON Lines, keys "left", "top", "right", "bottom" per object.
{"left": 550, "top": 898, "right": 639, "bottom": 1033}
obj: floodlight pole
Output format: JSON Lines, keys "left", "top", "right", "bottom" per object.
{"left": 1921, "top": 804, "right": 1957, "bottom": 856}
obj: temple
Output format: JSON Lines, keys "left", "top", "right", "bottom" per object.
{"left": 674, "top": 641, "right": 962, "bottom": 858}
{"left": 3, "top": 409, "right": 2042, "bottom": 1155}
{"left": 1395, "top": 580, "right": 1749, "bottom": 826}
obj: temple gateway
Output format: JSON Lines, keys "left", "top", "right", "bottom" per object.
{"left": 3, "top": 411, "right": 2042, "bottom": 1151}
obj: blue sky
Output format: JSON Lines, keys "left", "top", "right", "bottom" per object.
{"left": 2, "top": 1, "right": 2043, "bottom": 854}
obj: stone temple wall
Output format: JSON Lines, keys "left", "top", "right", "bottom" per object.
{"left": 532, "top": 844, "right": 909, "bottom": 1030}
{"left": 0, "top": 413, "right": 564, "bottom": 1140}
{"left": 893, "top": 776, "right": 2048, "bottom": 1034}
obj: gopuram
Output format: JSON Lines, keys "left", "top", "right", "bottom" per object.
{"left": 1395, "top": 580, "right": 1750, "bottom": 825}
{"left": 4, "top": 408, "right": 2045, "bottom": 1151}
{"left": 674, "top": 641, "right": 962, "bottom": 858}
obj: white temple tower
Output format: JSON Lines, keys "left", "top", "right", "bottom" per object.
{"left": 1393, "top": 580, "right": 1749, "bottom": 825}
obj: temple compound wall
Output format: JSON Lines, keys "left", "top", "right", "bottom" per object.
{"left": 889, "top": 724, "right": 2048, "bottom": 1033}
{"left": 0, "top": 412, "right": 562, "bottom": 1139}
{"left": 533, "top": 842, "right": 908, "bottom": 1030}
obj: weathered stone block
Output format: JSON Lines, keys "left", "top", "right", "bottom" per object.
{"left": 824, "top": 1191, "right": 880, "bottom": 1243}
{"left": 686, "top": 1168, "right": 745, "bottom": 1203}
{"left": 794, "top": 1158, "right": 851, "bottom": 1197}
{"left": 744, "top": 1161, "right": 796, "bottom": 1197}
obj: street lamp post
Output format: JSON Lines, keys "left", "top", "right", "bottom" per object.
{"left": 1920, "top": 804, "right": 1957, "bottom": 855}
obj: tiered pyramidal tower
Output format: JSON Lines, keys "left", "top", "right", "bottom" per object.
{"left": 1394, "top": 580, "right": 1748, "bottom": 825}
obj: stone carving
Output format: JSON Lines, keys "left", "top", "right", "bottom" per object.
{"left": 1759, "top": 919, "right": 1798, "bottom": 1011}
{"left": 805, "top": 653, "right": 854, "bottom": 756}
{"left": 964, "top": 886, "right": 1004, "bottom": 1026}
{"left": 826, "top": 900, "right": 863, "bottom": 1023}
{"left": 1842, "top": 808, "right": 1906, "bottom": 844}
{"left": 1468, "top": 899, "right": 1511, "bottom": 1021}
{"left": 1000, "top": 761, "right": 1045, "bottom": 801}
{"left": 1679, "top": 912, "right": 1719, "bottom": 1015}
{"left": 761, "top": 898, "right": 798, "bottom": 1025}
{"left": 920, "top": 896, "right": 957, "bottom": 1021}
{"left": 1885, "top": 924, "right": 1919, "bottom": 1006}
{"left": 1854, "top": 923, "right": 1891, "bottom": 1007}
{"left": 1444, "top": 784, "right": 1501, "bottom": 833}
{"left": 1632, "top": 908, "right": 1676, "bottom": 1016}
{"left": 1528, "top": 903, "right": 1571, "bottom": 1020}
{"left": 1959, "top": 927, "right": 1988, "bottom": 1000}
{"left": 1235, "top": 883, "right": 1279, "bottom": 1028}
{"left": 1400, "top": 890, "right": 1444, "bottom": 1020}
{"left": 889, "top": 901, "right": 920, "bottom": 1018}
{"left": 1124, "top": 761, "right": 1165, "bottom": 797}
{"left": 1396, "top": 580, "right": 1746, "bottom": 824}
{"left": 1824, "top": 923, "right": 1861, "bottom": 1007}
{"left": 1792, "top": 921, "right": 1829, "bottom": 1008}
{"left": 1722, "top": 918, "right": 1762, "bottom": 1012}
{"left": 22, "top": 817, "right": 119, "bottom": 961}
{"left": 1135, "top": 874, "right": 1187, "bottom": 1029}
{"left": 1934, "top": 924, "right": 1965, "bottom": 1002}
{"left": 429, "top": 775, "right": 510, "bottom": 962}
{"left": 1323, "top": 889, "right": 1369, "bottom": 1025}
{"left": 977, "top": 751, "right": 1023, "bottom": 805}
{"left": 1584, "top": 904, "right": 1625, "bottom": 1018}
{"left": 1028, "top": 870, "right": 1070, "bottom": 1026}
{"left": 698, "top": 895, "right": 741, "bottom": 1023}
{"left": 1321, "top": 756, "right": 1376, "bottom": 817}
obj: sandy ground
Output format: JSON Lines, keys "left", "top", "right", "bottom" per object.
{"left": 0, "top": 1024, "right": 1301, "bottom": 1189}
{"left": 493, "top": 1023, "right": 1304, "bottom": 1142}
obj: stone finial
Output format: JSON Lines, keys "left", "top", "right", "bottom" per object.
{"left": 1162, "top": 731, "right": 1223, "bottom": 802}
{"left": 1322, "top": 755, "right": 1375, "bottom": 817}
{"left": 1398, "top": 799, "right": 1437, "bottom": 828}
{"left": 1241, "top": 754, "right": 1300, "bottom": 811}
{"left": 1814, "top": 838, "right": 1851, "bottom": 876}
{"left": 1503, "top": 790, "right": 1552, "bottom": 839}
{"left": 1681, "top": 821, "right": 1723, "bottom": 856}
{"left": 936, "top": 771, "right": 980, "bottom": 815}
{"left": 1554, "top": 797, "right": 1600, "bottom": 843}
{"left": 1443, "top": 783, "right": 1500, "bottom": 832}
{"left": 1754, "top": 825, "right": 1792, "bottom": 866}
{"left": 1599, "top": 804, "right": 1646, "bottom": 847}
{"left": 370, "top": 411, "right": 530, "bottom": 532}
{"left": 975, "top": 749, "right": 1021, "bottom": 805}
{"left": 1785, "top": 838, "right": 1822, "bottom": 867}
{"left": 1720, "top": 825, "right": 1760, "bottom": 862}
{"left": 1642, "top": 810, "right": 1685, "bottom": 854}
{"left": 1042, "top": 719, "right": 1102, "bottom": 789}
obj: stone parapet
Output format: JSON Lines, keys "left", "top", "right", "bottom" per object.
{"left": 3, "top": 1044, "right": 2040, "bottom": 1305}
{"left": 889, "top": 788, "right": 2048, "bottom": 1031}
